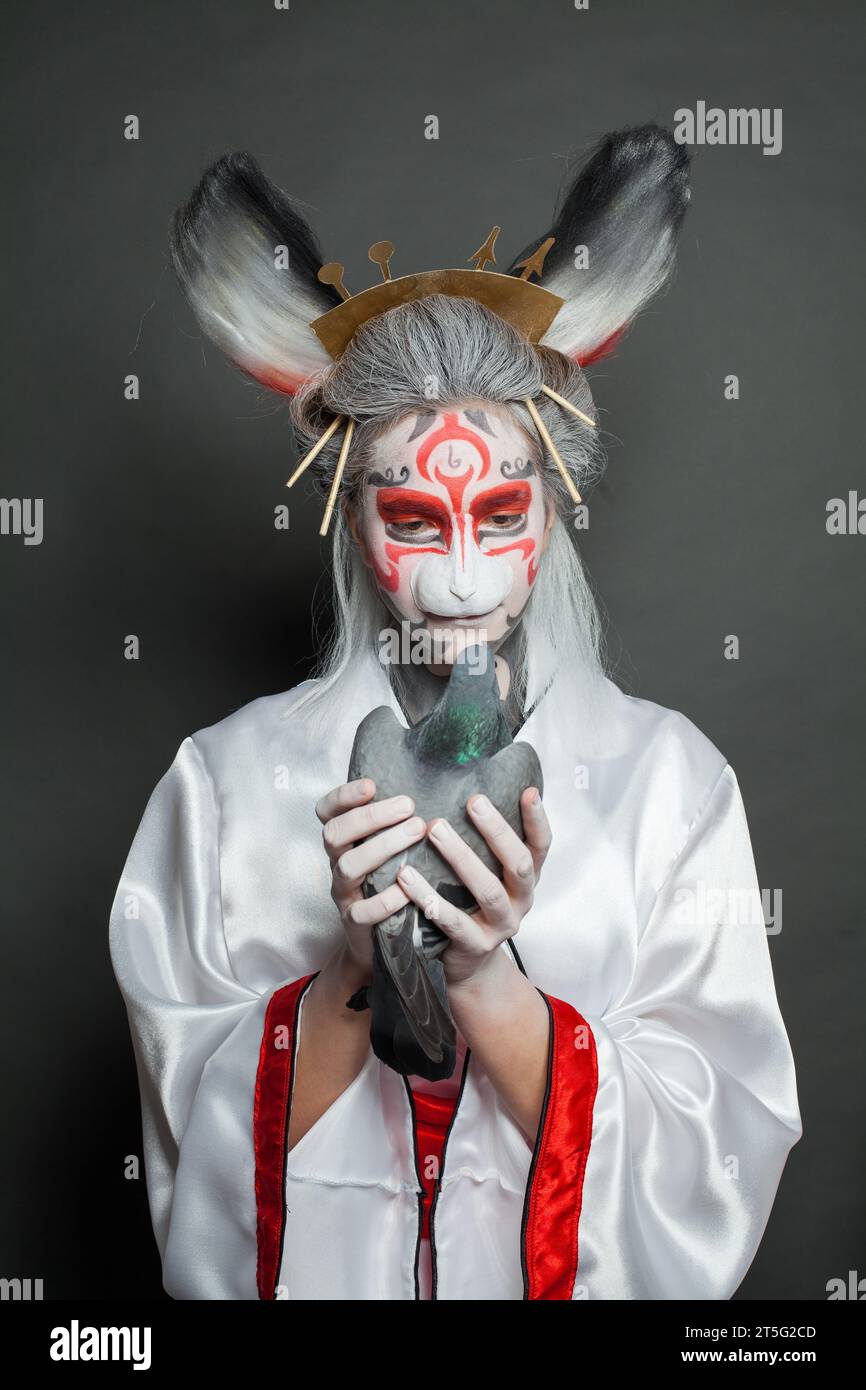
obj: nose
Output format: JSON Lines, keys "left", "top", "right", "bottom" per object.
{"left": 410, "top": 533, "right": 513, "bottom": 618}
{"left": 448, "top": 531, "right": 476, "bottom": 601}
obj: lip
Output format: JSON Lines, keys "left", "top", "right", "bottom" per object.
{"left": 421, "top": 609, "right": 497, "bottom": 625}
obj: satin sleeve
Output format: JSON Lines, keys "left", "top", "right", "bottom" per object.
{"left": 573, "top": 763, "right": 802, "bottom": 1300}
{"left": 109, "top": 737, "right": 261, "bottom": 1270}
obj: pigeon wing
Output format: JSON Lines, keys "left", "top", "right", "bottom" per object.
{"left": 373, "top": 903, "right": 455, "bottom": 1075}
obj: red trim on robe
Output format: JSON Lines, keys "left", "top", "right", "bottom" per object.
{"left": 253, "top": 974, "right": 316, "bottom": 1300}
{"left": 523, "top": 994, "right": 599, "bottom": 1300}
{"left": 410, "top": 1088, "right": 458, "bottom": 1239}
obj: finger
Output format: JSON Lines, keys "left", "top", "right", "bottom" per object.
{"left": 316, "top": 777, "right": 375, "bottom": 825}
{"left": 394, "top": 864, "right": 482, "bottom": 948}
{"left": 323, "top": 793, "right": 416, "bottom": 860}
{"left": 519, "top": 787, "right": 552, "bottom": 876}
{"left": 466, "top": 794, "right": 536, "bottom": 902}
{"left": 334, "top": 817, "right": 426, "bottom": 894}
{"left": 345, "top": 881, "right": 410, "bottom": 928}
{"left": 426, "top": 818, "right": 512, "bottom": 930}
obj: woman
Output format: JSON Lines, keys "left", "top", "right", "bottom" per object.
{"left": 110, "top": 125, "right": 801, "bottom": 1300}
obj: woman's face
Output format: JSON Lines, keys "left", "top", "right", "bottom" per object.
{"left": 351, "top": 404, "right": 553, "bottom": 665}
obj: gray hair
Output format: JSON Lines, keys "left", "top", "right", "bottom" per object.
{"left": 289, "top": 294, "right": 609, "bottom": 718}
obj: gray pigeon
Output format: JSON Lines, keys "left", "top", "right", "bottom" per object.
{"left": 346, "top": 646, "right": 543, "bottom": 1080}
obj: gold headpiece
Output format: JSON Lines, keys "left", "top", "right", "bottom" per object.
{"left": 311, "top": 231, "right": 562, "bottom": 359}
{"left": 286, "top": 230, "right": 596, "bottom": 533}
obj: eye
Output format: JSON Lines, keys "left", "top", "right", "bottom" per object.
{"left": 387, "top": 517, "right": 442, "bottom": 541}
{"left": 482, "top": 512, "right": 526, "bottom": 531}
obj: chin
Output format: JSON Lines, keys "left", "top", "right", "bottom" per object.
{"left": 422, "top": 611, "right": 508, "bottom": 663}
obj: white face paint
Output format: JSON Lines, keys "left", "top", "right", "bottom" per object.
{"left": 354, "top": 404, "right": 552, "bottom": 664}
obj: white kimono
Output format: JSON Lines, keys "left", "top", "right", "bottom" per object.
{"left": 109, "top": 654, "right": 801, "bottom": 1300}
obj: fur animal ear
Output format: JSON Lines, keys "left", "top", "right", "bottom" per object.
{"left": 170, "top": 152, "right": 341, "bottom": 395}
{"left": 509, "top": 125, "right": 690, "bottom": 365}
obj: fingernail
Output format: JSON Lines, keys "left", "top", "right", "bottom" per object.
{"left": 398, "top": 865, "right": 416, "bottom": 885}
{"left": 353, "top": 778, "right": 373, "bottom": 794}
{"left": 406, "top": 817, "right": 425, "bottom": 835}
{"left": 529, "top": 788, "right": 541, "bottom": 807}
{"left": 393, "top": 795, "right": 413, "bottom": 815}
{"left": 471, "top": 795, "right": 491, "bottom": 816}
{"left": 428, "top": 819, "right": 449, "bottom": 841}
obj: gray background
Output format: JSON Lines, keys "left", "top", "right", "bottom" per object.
{"left": 1, "top": 0, "right": 863, "bottom": 1299}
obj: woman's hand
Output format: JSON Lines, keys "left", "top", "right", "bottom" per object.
{"left": 315, "top": 777, "right": 426, "bottom": 978}
{"left": 308, "top": 779, "right": 552, "bottom": 1148}
{"left": 292, "top": 778, "right": 424, "bottom": 1151}
{"left": 395, "top": 786, "right": 550, "bottom": 987}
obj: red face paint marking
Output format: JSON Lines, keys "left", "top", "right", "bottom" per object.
{"left": 484, "top": 537, "right": 539, "bottom": 585}
{"left": 371, "top": 541, "right": 444, "bottom": 593}
{"left": 471, "top": 482, "right": 536, "bottom": 584}
{"left": 372, "top": 488, "right": 450, "bottom": 590}
{"left": 414, "top": 413, "right": 492, "bottom": 485}
{"left": 370, "top": 423, "right": 540, "bottom": 594}
{"left": 372, "top": 470, "right": 539, "bottom": 590}
{"left": 376, "top": 488, "right": 453, "bottom": 542}
{"left": 415, "top": 413, "right": 492, "bottom": 566}
{"left": 470, "top": 483, "right": 532, "bottom": 535}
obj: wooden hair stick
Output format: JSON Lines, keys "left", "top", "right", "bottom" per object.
{"left": 285, "top": 415, "right": 345, "bottom": 489}
{"left": 540, "top": 384, "right": 597, "bottom": 430}
{"left": 524, "top": 397, "right": 582, "bottom": 506}
{"left": 319, "top": 419, "right": 355, "bottom": 537}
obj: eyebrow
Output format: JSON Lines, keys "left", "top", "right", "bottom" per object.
{"left": 470, "top": 483, "right": 532, "bottom": 519}
{"left": 375, "top": 488, "right": 452, "bottom": 525}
